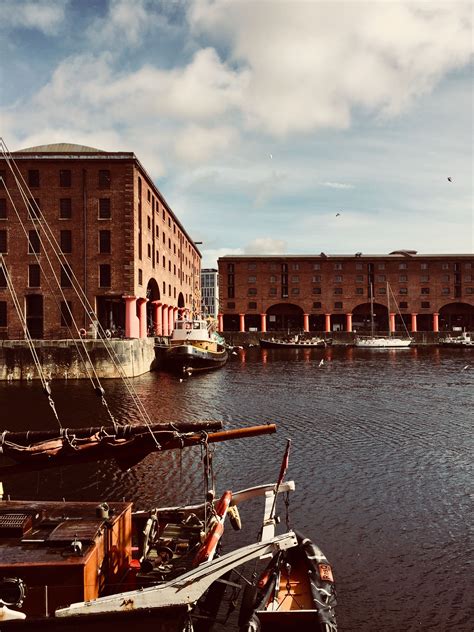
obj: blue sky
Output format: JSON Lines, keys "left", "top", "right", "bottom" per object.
{"left": 1, "top": 0, "right": 472, "bottom": 267}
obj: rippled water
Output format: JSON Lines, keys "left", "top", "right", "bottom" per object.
{"left": 1, "top": 347, "right": 472, "bottom": 631}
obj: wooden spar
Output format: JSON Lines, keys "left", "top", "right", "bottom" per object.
{"left": 0, "top": 424, "right": 277, "bottom": 476}
{"left": 1, "top": 420, "right": 223, "bottom": 445}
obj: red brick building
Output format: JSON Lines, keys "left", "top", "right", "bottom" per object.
{"left": 0, "top": 143, "right": 201, "bottom": 339}
{"left": 217, "top": 253, "right": 474, "bottom": 333}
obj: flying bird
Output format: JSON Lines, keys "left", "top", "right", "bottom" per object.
{"left": 447, "top": 177, "right": 453, "bottom": 182}
{"left": 318, "top": 359, "right": 324, "bottom": 367}
{"left": 462, "top": 365, "right": 469, "bottom": 371}
{"left": 269, "top": 153, "right": 273, "bottom": 160}
{"left": 336, "top": 212, "right": 341, "bottom": 217}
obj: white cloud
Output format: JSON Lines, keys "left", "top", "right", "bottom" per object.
{"left": 244, "top": 238, "right": 287, "bottom": 255}
{"left": 173, "top": 124, "right": 238, "bottom": 162}
{"left": 0, "top": 0, "right": 67, "bottom": 34}
{"left": 321, "top": 181, "right": 354, "bottom": 190}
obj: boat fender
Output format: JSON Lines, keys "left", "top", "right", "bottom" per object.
{"left": 0, "top": 606, "right": 26, "bottom": 621}
{"left": 228, "top": 505, "right": 242, "bottom": 530}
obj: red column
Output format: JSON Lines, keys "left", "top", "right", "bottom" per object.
{"left": 345, "top": 313, "right": 352, "bottom": 332}
{"left": 411, "top": 313, "right": 418, "bottom": 333}
{"left": 168, "top": 306, "right": 175, "bottom": 335}
{"left": 123, "top": 296, "right": 138, "bottom": 338}
{"left": 137, "top": 298, "right": 148, "bottom": 338}
{"left": 218, "top": 313, "right": 224, "bottom": 331}
{"left": 389, "top": 312, "right": 396, "bottom": 334}
{"left": 303, "top": 313, "right": 309, "bottom": 332}
{"left": 239, "top": 313, "right": 245, "bottom": 332}
{"left": 433, "top": 312, "right": 439, "bottom": 333}
{"left": 325, "top": 313, "right": 331, "bottom": 333}
{"left": 162, "top": 304, "right": 169, "bottom": 337}
{"left": 260, "top": 313, "right": 267, "bottom": 333}
{"left": 153, "top": 301, "right": 162, "bottom": 335}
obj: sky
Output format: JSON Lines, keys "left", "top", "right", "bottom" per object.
{"left": 0, "top": 0, "right": 472, "bottom": 268}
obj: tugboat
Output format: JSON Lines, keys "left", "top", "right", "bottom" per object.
{"left": 165, "top": 316, "right": 228, "bottom": 375}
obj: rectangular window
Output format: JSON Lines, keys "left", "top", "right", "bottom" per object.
{"left": 227, "top": 287, "right": 234, "bottom": 298}
{"left": 0, "top": 170, "right": 5, "bottom": 189}
{"left": 442, "top": 263, "right": 449, "bottom": 270}
{"left": 27, "top": 198, "right": 40, "bottom": 220}
{"left": 356, "top": 275, "right": 363, "bottom": 282}
{"left": 59, "top": 170, "right": 71, "bottom": 187}
{"left": 442, "top": 274, "right": 450, "bottom": 281}
{"left": 399, "top": 287, "right": 408, "bottom": 295}
{"left": 138, "top": 269, "right": 143, "bottom": 285}
{"left": 99, "top": 170, "right": 111, "bottom": 189}
{"left": 0, "top": 301, "right": 6, "bottom": 327}
{"left": 334, "top": 287, "right": 343, "bottom": 295}
{"left": 421, "top": 301, "right": 430, "bottom": 308}
{"left": 248, "top": 263, "right": 256, "bottom": 270}
{"left": 334, "top": 275, "right": 342, "bottom": 282}
{"left": 334, "top": 263, "right": 342, "bottom": 270}
{"left": 99, "top": 230, "right": 111, "bottom": 253}
{"left": 227, "top": 302, "right": 235, "bottom": 308}
{"left": 28, "top": 170, "right": 40, "bottom": 187}
{"left": 59, "top": 198, "right": 72, "bottom": 219}
{"left": 378, "top": 287, "right": 386, "bottom": 294}
{"left": 334, "top": 301, "right": 343, "bottom": 309}
{"left": 356, "top": 287, "right": 364, "bottom": 295}
{"left": 60, "top": 300, "right": 73, "bottom": 327}
{"left": 292, "top": 275, "right": 299, "bottom": 283}
{"left": 270, "top": 275, "right": 277, "bottom": 283}
{"left": 0, "top": 230, "right": 6, "bottom": 253}
{"left": 421, "top": 287, "right": 430, "bottom": 295}
{"left": 147, "top": 243, "right": 151, "bottom": 258}
{"left": 163, "top": 281, "right": 166, "bottom": 295}
{"left": 465, "top": 263, "right": 472, "bottom": 269}
{"left": 312, "top": 275, "right": 321, "bottom": 282}
{"left": 147, "top": 216, "right": 151, "bottom": 230}
{"left": 377, "top": 275, "right": 386, "bottom": 282}
{"left": 355, "top": 263, "right": 363, "bottom": 270}
{"left": 248, "top": 276, "right": 256, "bottom": 283}
{"left": 248, "top": 301, "right": 257, "bottom": 309}
{"left": 0, "top": 265, "right": 6, "bottom": 288}
{"left": 399, "top": 275, "right": 408, "bottom": 282}
{"left": 28, "top": 230, "right": 40, "bottom": 254}
{"left": 441, "top": 287, "right": 450, "bottom": 295}
{"left": 0, "top": 198, "right": 6, "bottom": 219}
{"left": 420, "top": 263, "right": 428, "bottom": 270}
{"left": 60, "top": 263, "right": 73, "bottom": 288}
{"left": 99, "top": 264, "right": 111, "bottom": 287}
{"left": 227, "top": 263, "right": 234, "bottom": 273}
{"left": 312, "top": 287, "right": 321, "bottom": 295}
{"left": 60, "top": 230, "right": 72, "bottom": 253}
{"left": 291, "top": 287, "right": 300, "bottom": 295}
{"left": 399, "top": 301, "right": 408, "bottom": 309}
{"left": 248, "top": 288, "right": 257, "bottom": 296}
{"left": 420, "top": 275, "right": 430, "bottom": 282}
{"left": 28, "top": 264, "right": 40, "bottom": 287}
{"left": 378, "top": 263, "right": 385, "bottom": 270}
{"left": 466, "top": 287, "right": 474, "bottom": 294}
{"left": 399, "top": 263, "right": 407, "bottom": 270}
{"left": 313, "top": 263, "right": 321, "bottom": 270}
{"left": 313, "top": 301, "right": 322, "bottom": 309}
{"left": 281, "top": 287, "right": 288, "bottom": 298}
{"left": 99, "top": 198, "right": 111, "bottom": 219}
{"left": 269, "top": 287, "right": 277, "bottom": 296}
{"left": 292, "top": 263, "right": 299, "bottom": 270}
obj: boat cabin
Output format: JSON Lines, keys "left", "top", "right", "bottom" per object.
{"left": 170, "top": 318, "right": 219, "bottom": 352}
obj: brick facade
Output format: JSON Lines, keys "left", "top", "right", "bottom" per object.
{"left": 217, "top": 254, "right": 474, "bottom": 333}
{"left": 0, "top": 144, "right": 201, "bottom": 339}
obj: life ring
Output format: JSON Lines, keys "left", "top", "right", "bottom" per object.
{"left": 193, "top": 490, "right": 232, "bottom": 566}
{"left": 79, "top": 328, "right": 87, "bottom": 338}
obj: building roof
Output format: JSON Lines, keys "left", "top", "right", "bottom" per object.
{"left": 15, "top": 142, "right": 105, "bottom": 153}
{"left": 218, "top": 253, "right": 473, "bottom": 260}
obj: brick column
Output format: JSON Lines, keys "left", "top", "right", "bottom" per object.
{"left": 389, "top": 312, "right": 396, "bottom": 334}
{"left": 325, "top": 313, "right": 331, "bottom": 333}
{"left": 162, "top": 304, "right": 169, "bottom": 337}
{"left": 168, "top": 306, "right": 175, "bottom": 335}
{"left": 153, "top": 301, "right": 162, "bottom": 335}
{"left": 239, "top": 313, "right": 245, "bottom": 333}
{"left": 433, "top": 312, "right": 439, "bottom": 333}
{"left": 123, "top": 296, "right": 139, "bottom": 338}
{"left": 411, "top": 313, "right": 418, "bottom": 333}
{"left": 345, "top": 313, "right": 352, "bottom": 332}
{"left": 218, "top": 313, "right": 224, "bottom": 331}
{"left": 303, "top": 313, "right": 309, "bottom": 332}
{"left": 260, "top": 313, "right": 267, "bottom": 333}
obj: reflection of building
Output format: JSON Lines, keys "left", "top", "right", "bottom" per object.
{"left": 217, "top": 253, "right": 474, "bottom": 333}
{"left": 201, "top": 268, "right": 219, "bottom": 318}
{"left": 0, "top": 143, "right": 201, "bottom": 339}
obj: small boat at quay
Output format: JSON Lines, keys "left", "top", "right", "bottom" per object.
{"left": 259, "top": 336, "right": 328, "bottom": 349}
{"left": 440, "top": 332, "right": 474, "bottom": 347}
{"left": 239, "top": 532, "right": 337, "bottom": 632}
{"left": 165, "top": 317, "right": 228, "bottom": 374}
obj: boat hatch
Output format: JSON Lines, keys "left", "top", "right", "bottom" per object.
{"left": 0, "top": 512, "right": 34, "bottom": 537}
{"left": 47, "top": 519, "right": 103, "bottom": 543}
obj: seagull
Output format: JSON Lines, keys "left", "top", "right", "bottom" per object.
{"left": 269, "top": 153, "right": 273, "bottom": 159}
{"left": 318, "top": 359, "right": 324, "bottom": 367}
{"left": 447, "top": 177, "right": 453, "bottom": 182}
{"left": 336, "top": 212, "right": 341, "bottom": 217}
{"left": 462, "top": 365, "right": 469, "bottom": 371}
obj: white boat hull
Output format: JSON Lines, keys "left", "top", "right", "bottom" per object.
{"left": 355, "top": 337, "right": 412, "bottom": 348}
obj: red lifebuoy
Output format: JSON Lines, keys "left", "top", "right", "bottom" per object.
{"left": 193, "top": 490, "right": 232, "bottom": 566}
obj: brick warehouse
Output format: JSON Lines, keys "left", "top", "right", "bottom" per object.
{"left": 0, "top": 143, "right": 201, "bottom": 340}
{"left": 217, "top": 253, "right": 474, "bottom": 334}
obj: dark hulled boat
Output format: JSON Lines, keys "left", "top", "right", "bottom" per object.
{"left": 165, "top": 317, "right": 228, "bottom": 374}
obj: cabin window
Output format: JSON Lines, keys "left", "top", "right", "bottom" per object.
{"left": 59, "top": 170, "right": 71, "bottom": 187}
{"left": 28, "top": 230, "right": 40, "bottom": 254}
{"left": 99, "top": 198, "right": 111, "bottom": 219}
{"left": 0, "top": 301, "right": 7, "bottom": 326}
{"left": 99, "top": 170, "right": 111, "bottom": 189}
{"left": 60, "top": 263, "right": 73, "bottom": 288}
{"left": 99, "top": 230, "right": 111, "bottom": 254}
{"left": 28, "top": 170, "right": 40, "bottom": 187}
{"left": 60, "top": 230, "right": 72, "bottom": 253}
{"left": 0, "top": 230, "right": 7, "bottom": 253}
{"left": 0, "top": 198, "right": 6, "bottom": 219}
{"left": 28, "top": 264, "right": 40, "bottom": 288}
{"left": 60, "top": 300, "right": 73, "bottom": 326}
{"left": 99, "top": 264, "right": 111, "bottom": 288}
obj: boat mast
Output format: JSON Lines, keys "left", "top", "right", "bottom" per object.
{"left": 370, "top": 282, "right": 375, "bottom": 337}
{"left": 387, "top": 281, "right": 391, "bottom": 337}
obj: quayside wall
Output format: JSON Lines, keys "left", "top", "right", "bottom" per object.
{"left": 0, "top": 339, "right": 156, "bottom": 380}
{"left": 222, "top": 331, "right": 450, "bottom": 347}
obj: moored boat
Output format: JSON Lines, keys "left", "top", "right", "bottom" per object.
{"left": 165, "top": 317, "right": 228, "bottom": 374}
{"left": 440, "top": 332, "right": 474, "bottom": 347}
{"left": 259, "top": 336, "right": 327, "bottom": 349}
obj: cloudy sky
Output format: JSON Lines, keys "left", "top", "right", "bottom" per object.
{"left": 1, "top": 0, "right": 472, "bottom": 267}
